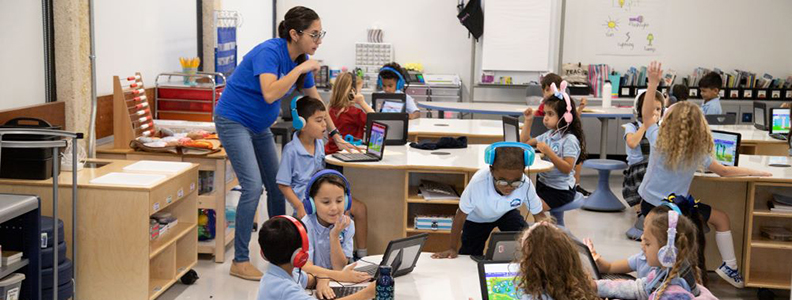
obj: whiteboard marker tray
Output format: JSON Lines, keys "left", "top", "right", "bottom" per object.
{"left": 123, "top": 160, "right": 193, "bottom": 174}
{"left": 90, "top": 172, "right": 167, "bottom": 187}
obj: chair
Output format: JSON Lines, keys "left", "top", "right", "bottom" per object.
{"left": 549, "top": 192, "right": 585, "bottom": 227}
{"left": 705, "top": 114, "right": 737, "bottom": 125}
{"left": 581, "top": 159, "right": 628, "bottom": 212}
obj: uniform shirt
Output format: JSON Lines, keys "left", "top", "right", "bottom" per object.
{"left": 215, "top": 38, "right": 315, "bottom": 133}
{"left": 302, "top": 214, "right": 355, "bottom": 270}
{"left": 459, "top": 167, "right": 544, "bottom": 223}
{"left": 256, "top": 265, "right": 311, "bottom": 300}
{"left": 276, "top": 132, "right": 325, "bottom": 204}
{"left": 393, "top": 91, "right": 419, "bottom": 114}
{"left": 624, "top": 122, "right": 646, "bottom": 166}
{"left": 325, "top": 106, "right": 367, "bottom": 154}
{"left": 700, "top": 97, "right": 722, "bottom": 115}
{"left": 535, "top": 131, "right": 581, "bottom": 190}
{"left": 638, "top": 124, "right": 713, "bottom": 206}
{"left": 627, "top": 252, "right": 654, "bottom": 278}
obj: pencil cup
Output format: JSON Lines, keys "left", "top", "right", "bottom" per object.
{"left": 183, "top": 67, "right": 197, "bottom": 86}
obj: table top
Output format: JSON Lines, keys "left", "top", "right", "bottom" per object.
{"left": 408, "top": 119, "right": 514, "bottom": 138}
{"left": 695, "top": 155, "right": 792, "bottom": 184}
{"left": 97, "top": 142, "right": 228, "bottom": 159}
{"left": 709, "top": 124, "right": 788, "bottom": 144}
{"left": 326, "top": 144, "right": 554, "bottom": 173}
{"left": 416, "top": 101, "right": 634, "bottom": 118}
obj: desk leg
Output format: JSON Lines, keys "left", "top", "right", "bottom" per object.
{"left": 599, "top": 118, "right": 609, "bottom": 159}
{"left": 215, "top": 159, "right": 227, "bottom": 263}
{"left": 439, "top": 109, "right": 445, "bottom": 119}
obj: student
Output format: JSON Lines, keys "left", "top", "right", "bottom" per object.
{"left": 623, "top": 90, "right": 665, "bottom": 210}
{"left": 256, "top": 216, "right": 374, "bottom": 300}
{"left": 432, "top": 144, "right": 547, "bottom": 259}
{"left": 325, "top": 72, "right": 374, "bottom": 155}
{"left": 277, "top": 96, "right": 369, "bottom": 260}
{"left": 596, "top": 205, "right": 717, "bottom": 299}
{"left": 667, "top": 84, "right": 689, "bottom": 106}
{"left": 522, "top": 81, "right": 587, "bottom": 210}
{"left": 378, "top": 62, "right": 420, "bottom": 119}
{"left": 585, "top": 237, "right": 654, "bottom": 279}
{"left": 698, "top": 72, "right": 723, "bottom": 115}
{"left": 638, "top": 61, "right": 771, "bottom": 288}
{"left": 517, "top": 222, "right": 599, "bottom": 300}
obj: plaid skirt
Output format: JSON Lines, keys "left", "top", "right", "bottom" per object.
{"left": 622, "top": 161, "right": 648, "bottom": 207}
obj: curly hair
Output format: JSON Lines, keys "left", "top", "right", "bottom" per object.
{"left": 329, "top": 72, "right": 355, "bottom": 114}
{"left": 647, "top": 206, "right": 702, "bottom": 298}
{"left": 655, "top": 101, "right": 713, "bottom": 171}
{"left": 517, "top": 222, "right": 598, "bottom": 300}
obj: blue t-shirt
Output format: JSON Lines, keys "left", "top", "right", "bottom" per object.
{"left": 459, "top": 167, "right": 543, "bottom": 223}
{"left": 638, "top": 124, "right": 713, "bottom": 206}
{"left": 276, "top": 132, "right": 326, "bottom": 208}
{"left": 624, "top": 122, "right": 646, "bottom": 166}
{"left": 627, "top": 252, "right": 654, "bottom": 278}
{"left": 536, "top": 131, "right": 581, "bottom": 190}
{"left": 215, "top": 38, "right": 315, "bottom": 133}
{"left": 302, "top": 214, "right": 355, "bottom": 270}
{"left": 256, "top": 265, "right": 311, "bottom": 300}
{"left": 700, "top": 97, "right": 722, "bottom": 115}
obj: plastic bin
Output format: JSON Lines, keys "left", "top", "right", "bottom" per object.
{"left": 0, "top": 273, "right": 25, "bottom": 300}
{"left": 0, "top": 118, "right": 62, "bottom": 180}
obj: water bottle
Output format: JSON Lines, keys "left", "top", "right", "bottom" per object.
{"left": 602, "top": 80, "right": 613, "bottom": 108}
{"left": 375, "top": 266, "right": 394, "bottom": 300}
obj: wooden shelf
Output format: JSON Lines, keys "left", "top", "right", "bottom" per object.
{"left": 753, "top": 208, "right": 792, "bottom": 218}
{"left": 198, "top": 227, "right": 234, "bottom": 254}
{"left": 149, "top": 278, "right": 175, "bottom": 300}
{"left": 0, "top": 259, "right": 28, "bottom": 279}
{"left": 747, "top": 272, "right": 791, "bottom": 290}
{"left": 751, "top": 237, "right": 792, "bottom": 250}
{"left": 150, "top": 223, "right": 197, "bottom": 259}
{"left": 406, "top": 228, "right": 451, "bottom": 234}
{"left": 406, "top": 186, "right": 460, "bottom": 205}
{"left": 197, "top": 193, "right": 216, "bottom": 209}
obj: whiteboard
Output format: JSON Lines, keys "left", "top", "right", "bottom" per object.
{"left": 0, "top": 0, "right": 46, "bottom": 110}
{"left": 481, "top": 0, "right": 553, "bottom": 72}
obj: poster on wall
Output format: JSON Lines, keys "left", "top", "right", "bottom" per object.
{"left": 595, "top": 0, "right": 666, "bottom": 56}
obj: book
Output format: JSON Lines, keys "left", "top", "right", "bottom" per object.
{"left": 1, "top": 250, "right": 22, "bottom": 266}
{"left": 418, "top": 180, "right": 459, "bottom": 200}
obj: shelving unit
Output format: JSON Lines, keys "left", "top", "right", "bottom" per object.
{"left": 403, "top": 171, "right": 468, "bottom": 252}
{"left": 0, "top": 195, "right": 41, "bottom": 300}
{"left": 744, "top": 182, "right": 792, "bottom": 290}
{"left": 155, "top": 72, "right": 226, "bottom": 122}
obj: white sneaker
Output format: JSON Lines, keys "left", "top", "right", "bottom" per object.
{"left": 715, "top": 262, "right": 745, "bottom": 288}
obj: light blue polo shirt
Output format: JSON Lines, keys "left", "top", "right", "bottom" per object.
{"left": 459, "top": 167, "right": 543, "bottom": 223}
{"left": 638, "top": 124, "right": 713, "bottom": 206}
{"left": 276, "top": 132, "right": 326, "bottom": 205}
{"left": 403, "top": 92, "right": 419, "bottom": 114}
{"left": 701, "top": 97, "right": 722, "bottom": 115}
{"left": 302, "top": 214, "right": 355, "bottom": 270}
{"left": 535, "top": 131, "right": 581, "bottom": 190}
{"left": 627, "top": 252, "right": 654, "bottom": 278}
{"left": 623, "top": 122, "right": 647, "bottom": 166}
{"left": 256, "top": 265, "right": 311, "bottom": 300}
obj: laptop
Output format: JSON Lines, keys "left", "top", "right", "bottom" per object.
{"left": 753, "top": 101, "right": 768, "bottom": 130}
{"left": 354, "top": 233, "right": 429, "bottom": 278}
{"left": 769, "top": 108, "right": 790, "bottom": 141}
{"left": 477, "top": 261, "right": 522, "bottom": 300}
{"left": 502, "top": 116, "right": 520, "bottom": 142}
{"left": 332, "top": 122, "right": 388, "bottom": 162}
{"left": 372, "top": 92, "right": 407, "bottom": 113}
{"left": 572, "top": 240, "right": 635, "bottom": 281}
{"left": 366, "top": 113, "right": 409, "bottom": 145}
{"left": 471, "top": 231, "right": 521, "bottom": 262}
{"left": 711, "top": 130, "right": 741, "bottom": 167}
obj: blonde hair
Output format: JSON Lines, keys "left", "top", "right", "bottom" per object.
{"left": 655, "top": 101, "right": 713, "bottom": 170}
{"left": 647, "top": 208, "right": 701, "bottom": 298}
{"left": 328, "top": 72, "right": 355, "bottom": 114}
{"left": 517, "top": 222, "right": 598, "bottom": 300}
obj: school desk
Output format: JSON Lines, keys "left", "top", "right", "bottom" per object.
{"left": 408, "top": 118, "right": 516, "bottom": 144}
{"left": 709, "top": 124, "right": 788, "bottom": 156}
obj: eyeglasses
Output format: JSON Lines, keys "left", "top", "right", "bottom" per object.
{"left": 493, "top": 177, "right": 525, "bottom": 188}
{"left": 299, "top": 30, "right": 326, "bottom": 42}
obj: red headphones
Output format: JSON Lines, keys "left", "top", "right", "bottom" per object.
{"left": 276, "top": 215, "right": 310, "bottom": 268}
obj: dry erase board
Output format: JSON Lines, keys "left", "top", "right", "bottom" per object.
{"left": 0, "top": 1, "right": 46, "bottom": 110}
{"left": 481, "top": 0, "right": 555, "bottom": 72}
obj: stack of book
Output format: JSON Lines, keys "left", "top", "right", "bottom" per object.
{"left": 417, "top": 180, "right": 460, "bottom": 200}
{"left": 1, "top": 250, "right": 22, "bottom": 267}
{"left": 767, "top": 194, "right": 792, "bottom": 213}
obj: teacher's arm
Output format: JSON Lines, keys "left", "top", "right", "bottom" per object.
{"left": 258, "top": 59, "right": 320, "bottom": 104}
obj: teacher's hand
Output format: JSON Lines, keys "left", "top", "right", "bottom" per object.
{"left": 334, "top": 135, "right": 363, "bottom": 153}
{"left": 298, "top": 59, "right": 321, "bottom": 74}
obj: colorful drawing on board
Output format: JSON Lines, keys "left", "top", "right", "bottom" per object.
{"left": 604, "top": 17, "right": 620, "bottom": 35}
{"left": 647, "top": 33, "right": 655, "bottom": 46}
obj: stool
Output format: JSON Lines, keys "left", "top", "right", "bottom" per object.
{"left": 549, "top": 192, "right": 585, "bottom": 227}
{"left": 270, "top": 121, "right": 294, "bottom": 150}
{"left": 581, "top": 159, "right": 628, "bottom": 212}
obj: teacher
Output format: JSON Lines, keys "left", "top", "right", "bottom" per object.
{"left": 214, "top": 6, "right": 354, "bottom": 280}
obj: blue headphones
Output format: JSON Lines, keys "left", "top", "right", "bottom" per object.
{"left": 344, "top": 134, "right": 363, "bottom": 146}
{"left": 484, "top": 142, "right": 536, "bottom": 167}
{"left": 377, "top": 67, "right": 406, "bottom": 91}
{"left": 302, "top": 169, "right": 352, "bottom": 215}
{"left": 290, "top": 95, "right": 305, "bottom": 130}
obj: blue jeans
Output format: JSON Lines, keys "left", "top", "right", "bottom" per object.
{"left": 215, "top": 115, "right": 285, "bottom": 262}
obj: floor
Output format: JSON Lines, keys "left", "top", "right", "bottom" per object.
{"left": 160, "top": 169, "right": 790, "bottom": 300}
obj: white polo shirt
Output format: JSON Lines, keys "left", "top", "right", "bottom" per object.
{"left": 459, "top": 167, "right": 544, "bottom": 223}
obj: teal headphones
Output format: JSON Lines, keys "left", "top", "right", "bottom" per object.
{"left": 290, "top": 95, "right": 305, "bottom": 130}
{"left": 377, "top": 67, "right": 406, "bottom": 91}
{"left": 484, "top": 142, "right": 536, "bottom": 167}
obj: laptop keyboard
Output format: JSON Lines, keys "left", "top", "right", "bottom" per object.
{"left": 602, "top": 273, "right": 635, "bottom": 280}
{"left": 354, "top": 264, "right": 379, "bottom": 276}
{"left": 330, "top": 286, "right": 365, "bottom": 298}
{"left": 334, "top": 153, "right": 373, "bottom": 161}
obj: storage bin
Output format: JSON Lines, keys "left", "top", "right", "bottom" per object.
{"left": 0, "top": 118, "right": 62, "bottom": 180}
{"left": 0, "top": 273, "right": 24, "bottom": 300}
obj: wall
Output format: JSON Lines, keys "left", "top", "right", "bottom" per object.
{"left": 223, "top": 0, "right": 274, "bottom": 57}
{"left": 0, "top": 0, "right": 46, "bottom": 110}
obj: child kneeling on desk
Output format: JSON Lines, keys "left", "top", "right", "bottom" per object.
{"left": 256, "top": 216, "right": 374, "bottom": 300}
{"left": 432, "top": 142, "right": 547, "bottom": 259}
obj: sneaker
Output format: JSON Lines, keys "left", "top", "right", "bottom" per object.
{"left": 625, "top": 226, "right": 643, "bottom": 241}
{"left": 575, "top": 185, "right": 592, "bottom": 197}
{"left": 230, "top": 261, "right": 263, "bottom": 281}
{"left": 715, "top": 262, "right": 745, "bottom": 288}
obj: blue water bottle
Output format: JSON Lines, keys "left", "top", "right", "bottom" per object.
{"left": 375, "top": 266, "right": 394, "bottom": 300}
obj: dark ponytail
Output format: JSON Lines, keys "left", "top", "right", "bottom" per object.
{"left": 278, "top": 6, "right": 319, "bottom": 92}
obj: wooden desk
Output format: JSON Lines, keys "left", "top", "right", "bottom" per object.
{"left": 0, "top": 159, "right": 199, "bottom": 300}
{"left": 326, "top": 145, "right": 553, "bottom": 254}
{"left": 710, "top": 124, "right": 788, "bottom": 156}
{"left": 408, "top": 118, "right": 509, "bottom": 144}
{"left": 97, "top": 143, "right": 237, "bottom": 263}
{"left": 691, "top": 155, "right": 792, "bottom": 290}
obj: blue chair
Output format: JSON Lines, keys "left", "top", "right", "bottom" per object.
{"left": 581, "top": 159, "right": 628, "bottom": 212}
{"left": 550, "top": 192, "right": 585, "bottom": 227}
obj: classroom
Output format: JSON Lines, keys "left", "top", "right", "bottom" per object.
{"left": 1, "top": 0, "right": 792, "bottom": 299}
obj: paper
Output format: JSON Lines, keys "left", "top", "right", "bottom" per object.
{"left": 123, "top": 160, "right": 192, "bottom": 174}
{"left": 90, "top": 172, "right": 167, "bottom": 186}
{"left": 482, "top": 0, "right": 552, "bottom": 71}
{"left": 594, "top": 0, "right": 667, "bottom": 56}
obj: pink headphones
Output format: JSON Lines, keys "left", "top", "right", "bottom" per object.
{"left": 550, "top": 81, "right": 574, "bottom": 124}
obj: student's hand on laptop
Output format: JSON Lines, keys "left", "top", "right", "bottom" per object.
{"left": 583, "top": 238, "right": 601, "bottom": 262}
{"left": 331, "top": 215, "right": 351, "bottom": 237}
{"left": 431, "top": 249, "right": 458, "bottom": 259}
{"left": 334, "top": 136, "right": 363, "bottom": 153}
{"left": 314, "top": 278, "right": 335, "bottom": 300}
{"left": 339, "top": 262, "right": 372, "bottom": 283}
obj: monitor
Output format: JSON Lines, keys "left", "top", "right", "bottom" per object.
{"left": 372, "top": 92, "right": 407, "bottom": 113}
{"left": 380, "top": 100, "right": 406, "bottom": 113}
{"left": 502, "top": 116, "right": 520, "bottom": 142}
{"left": 366, "top": 113, "right": 409, "bottom": 145}
{"left": 711, "top": 130, "right": 741, "bottom": 167}
{"left": 770, "top": 108, "right": 790, "bottom": 135}
{"left": 485, "top": 231, "right": 521, "bottom": 261}
{"left": 366, "top": 122, "right": 388, "bottom": 159}
{"left": 478, "top": 261, "right": 522, "bottom": 300}
{"left": 376, "top": 233, "right": 428, "bottom": 277}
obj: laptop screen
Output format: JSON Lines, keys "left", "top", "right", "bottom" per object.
{"left": 770, "top": 108, "right": 790, "bottom": 134}
{"left": 711, "top": 130, "right": 740, "bottom": 167}
{"left": 502, "top": 116, "right": 520, "bottom": 142}
{"left": 380, "top": 100, "right": 406, "bottom": 113}
{"left": 367, "top": 122, "right": 387, "bottom": 158}
{"left": 481, "top": 262, "right": 521, "bottom": 300}
{"left": 573, "top": 240, "right": 601, "bottom": 280}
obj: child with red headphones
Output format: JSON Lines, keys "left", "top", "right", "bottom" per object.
{"left": 257, "top": 215, "right": 374, "bottom": 300}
